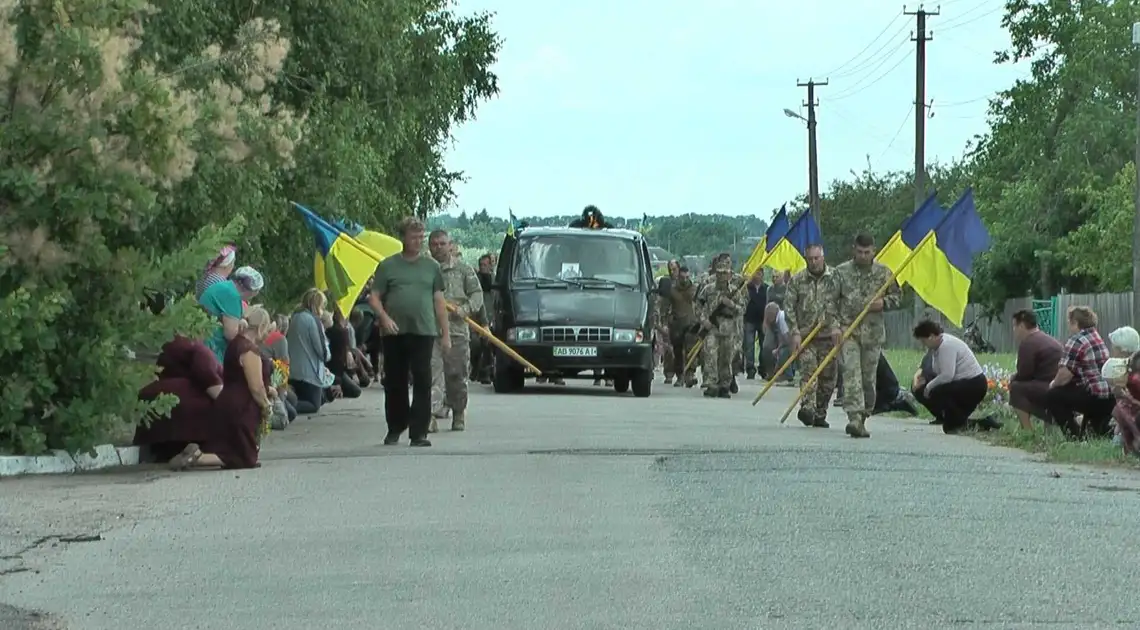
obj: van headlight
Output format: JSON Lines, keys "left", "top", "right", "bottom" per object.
{"left": 613, "top": 328, "right": 643, "bottom": 343}
{"left": 508, "top": 327, "right": 538, "bottom": 342}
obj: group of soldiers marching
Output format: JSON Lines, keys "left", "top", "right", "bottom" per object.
{"left": 655, "top": 232, "right": 899, "bottom": 439}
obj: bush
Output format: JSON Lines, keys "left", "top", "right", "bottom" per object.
{"left": 0, "top": 0, "right": 300, "bottom": 455}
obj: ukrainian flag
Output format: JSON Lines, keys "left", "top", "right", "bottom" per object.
{"left": 906, "top": 188, "right": 991, "bottom": 327}
{"left": 766, "top": 211, "right": 823, "bottom": 274}
{"left": 507, "top": 209, "right": 524, "bottom": 237}
{"left": 294, "top": 202, "right": 402, "bottom": 318}
{"left": 743, "top": 205, "right": 790, "bottom": 276}
{"left": 876, "top": 193, "right": 944, "bottom": 284}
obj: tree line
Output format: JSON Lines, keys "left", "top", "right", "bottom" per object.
{"left": 428, "top": 210, "right": 770, "bottom": 264}
{"left": 0, "top": 0, "right": 498, "bottom": 454}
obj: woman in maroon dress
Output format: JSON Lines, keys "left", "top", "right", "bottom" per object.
{"left": 135, "top": 336, "right": 224, "bottom": 460}
{"left": 168, "top": 306, "right": 275, "bottom": 471}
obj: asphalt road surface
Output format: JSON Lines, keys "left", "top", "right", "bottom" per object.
{"left": 2, "top": 376, "right": 1139, "bottom": 629}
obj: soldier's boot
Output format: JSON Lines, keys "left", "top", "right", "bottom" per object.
{"left": 844, "top": 414, "right": 870, "bottom": 438}
{"left": 451, "top": 411, "right": 466, "bottom": 432}
{"left": 673, "top": 379, "right": 683, "bottom": 388}
{"left": 703, "top": 386, "right": 719, "bottom": 398}
{"left": 717, "top": 387, "right": 731, "bottom": 399}
{"left": 812, "top": 412, "right": 830, "bottom": 429}
{"left": 664, "top": 376, "right": 674, "bottom": 385}
{"left": 729, "top": 377, "right": 739, "bottom": 394}
{"left": 746, "top": 368, "right": 756, "bottom": 379}
{"left": 796, "top": 407, "right": 815, "bottom": 427}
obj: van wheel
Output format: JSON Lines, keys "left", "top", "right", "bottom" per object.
{"left": 631, "top": 369, "right": 652, "bottom": 398}
{"left": 493, "top": 355, "right": 524, "bottom": 393}
{"left": 613, "top": 375, "right": 630, "bottom": 393}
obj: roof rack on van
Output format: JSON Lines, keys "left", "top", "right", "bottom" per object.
{"left": 568, "top": 205, "right": 614, "bottom": 230}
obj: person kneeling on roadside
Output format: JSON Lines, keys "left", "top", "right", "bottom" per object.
{"left": 168, "top": 306, "right": 276, "bottom": 471}
{"left": 911, "top": 319, "right": 1001, "bottom": 434}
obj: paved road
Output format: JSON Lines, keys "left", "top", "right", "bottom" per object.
{"left": 2, "top": 376, "right": 1139, "bottom": 629}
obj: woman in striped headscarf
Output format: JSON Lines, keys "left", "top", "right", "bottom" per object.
{"left": 195, "top": 245, "right": 238, "bottom": 300}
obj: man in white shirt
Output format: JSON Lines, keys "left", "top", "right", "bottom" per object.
{"left": 911, "top": 319, "right": 1001, "bottom": 434}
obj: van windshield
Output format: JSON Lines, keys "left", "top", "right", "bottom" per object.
{"left": 512, "top": 235, "right": 641, "bottom": 287}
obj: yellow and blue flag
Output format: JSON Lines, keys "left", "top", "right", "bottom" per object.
{"left": 906, "top": 188, "right": 990, "bottom": 326}
{"left": 507, "top": 209, "right": 525, "bottom": 237}
{"left": 743, "top": 205, "right": 790, "bottom": 276}
{"left": 767, "top": 211, "right": 823, "bottom": 274}
{"left": 294, "top": 202, "right": 402, "bottom": 318}
{"left": 878, "top": 193, "right": 944, "bottom": 285}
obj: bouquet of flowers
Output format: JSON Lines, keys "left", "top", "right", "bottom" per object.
{"left": 271, "top": 359, "right": 289, "bottom": 388}
{"left": 979, "top": 363, "right": 1012, "bottom": 416}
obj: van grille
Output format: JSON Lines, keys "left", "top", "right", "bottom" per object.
{"left": 541, "top": 326, "right": 612, "bottom": 343}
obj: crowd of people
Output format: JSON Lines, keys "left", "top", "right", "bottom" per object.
{"left": 130, "top": 214, "right": 1140, "bottom": 470}
{"left": 654, "top": 233, "right": 922, "bottom": 437}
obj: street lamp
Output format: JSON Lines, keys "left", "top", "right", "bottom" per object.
{"left": 782, "top": 107, "right": 820, "bottom": 220}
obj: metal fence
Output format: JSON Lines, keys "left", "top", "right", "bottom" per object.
{"left": 883, "top": 292, "right": 1136, "bottom": 353}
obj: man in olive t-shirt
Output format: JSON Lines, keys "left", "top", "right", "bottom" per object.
{"left": 370, "top": 217, "right": 450, "bottom": 447}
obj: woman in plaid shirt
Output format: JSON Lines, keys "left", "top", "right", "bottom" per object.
{"left": 1044, "top": 306, "right": 1116, "bottom": 438}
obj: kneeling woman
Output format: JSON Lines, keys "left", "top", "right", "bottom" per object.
{"left": 168, "top": 306, "right": 276, "bottom": 471}
{"left": 911, "top": 319, "right": 998, "bottom": 434}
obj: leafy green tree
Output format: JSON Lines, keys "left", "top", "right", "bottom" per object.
{"left": 0, "top": 0, "right": 289, "bottom": 454}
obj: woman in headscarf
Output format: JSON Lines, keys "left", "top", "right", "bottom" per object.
{"left": 195, "top": 245, "right": 238, "bottom": 300}
{"left": 199, "top": 265, "right": 264, "bottom": 363}
{"left": 1102, "top": 326, "right": 1140, "bottom": 453}
{"left": 134, "top": 336, "right": 224, "bottom": 461}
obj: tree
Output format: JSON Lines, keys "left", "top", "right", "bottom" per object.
{"left": 0, "top": 0, "right": 289, "bottom": 454}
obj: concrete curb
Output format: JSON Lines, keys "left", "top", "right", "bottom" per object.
{"left": 0, "top": 445, "right": 141, "bottom": 477}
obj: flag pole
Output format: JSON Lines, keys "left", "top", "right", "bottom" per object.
{"left": 776, "top": 230, "right": 936, "bottom": 425}
{"left": 751, "top": 320, "right": 823, "bottom": 407}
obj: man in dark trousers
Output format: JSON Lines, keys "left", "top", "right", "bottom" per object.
{"left": 742, "top": 268, "right": 767, "bottom": 379}
{"left": 369, "top": 216, "right": 451, "bottom": 448}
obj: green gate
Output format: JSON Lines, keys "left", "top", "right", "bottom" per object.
{"left": 1032, "top": 297, "right": 1058, "bottom": 337}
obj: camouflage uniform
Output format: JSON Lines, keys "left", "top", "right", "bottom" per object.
{"left": 834, "top": 260, "right": 900, "bottom": 438}
{"left": 695, "top": 262, "right": 747, "bottom": 397}
{"left": 783, "top": 266, "right": 841, "bottom": 427}
{"left": 661, "top": 277, "right": 699, "bottom": 387}
{"left": 430, "top": 256, "right": 484, "bottom": 431}
{"left": 656, "top": 291, "right": 675, "bottom": 381}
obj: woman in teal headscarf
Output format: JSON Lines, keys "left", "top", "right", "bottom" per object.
{"left": 199, "top": 266, "right": 264, "bottom": 363}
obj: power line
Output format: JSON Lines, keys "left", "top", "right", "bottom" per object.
{"left": 831, "top": 47, "right": 913, "bottom": 101}
{"left": 830, "top": 21, "right": 912, "bottom": 81}
{"left": 880, "top": 109, "right": 914, "bottom": 160}
{"left": 816, "top": 13, "right": 906, "bottom": 79}
{"left": 940, "top": 3, "right": 1004, "bottom": 32}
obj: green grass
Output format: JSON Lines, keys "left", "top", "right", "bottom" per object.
{"left": 882, "top": 346, "right": 1138, "bottom": 468}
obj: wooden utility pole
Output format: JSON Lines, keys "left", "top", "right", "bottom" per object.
{"left": 906, "top": 5, "right": 937, "bottom": 321}
{"left": 797, "top": 79, "right": 826, "bottom": 221}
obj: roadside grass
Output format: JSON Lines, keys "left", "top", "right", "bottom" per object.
{"left": 882, "top": 347, "right": 1137, "bottom": 469}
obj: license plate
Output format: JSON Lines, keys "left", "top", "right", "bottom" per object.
{"left": 552, "top": 346, "right": 598, "bottom": 357}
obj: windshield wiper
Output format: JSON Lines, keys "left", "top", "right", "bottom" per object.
{"left": 515, "top": 275, "right": 581, "bottom": 286}
{"left": 578, "top": 276, "right": 637, "bottom": 289}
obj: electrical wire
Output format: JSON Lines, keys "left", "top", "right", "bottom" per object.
{"left": 815, "top": 12, "right": 905, "bottom": 79}
{"left": 831, "top": 47, "right": 914, "bottom": 101}
{"left": 939, "top": 3, "right": 1004, "bottom": 32}
{"left": 829, "top": 21, "right": 912, "bottom": 81}
{"left": 879, "top": 109, "right": 913, "bottom": 160}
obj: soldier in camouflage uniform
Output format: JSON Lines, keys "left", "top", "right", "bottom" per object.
{"left": 695, "top": 258, "right": 747, "bottom": 398}
{"left": 660, "top": 264, "right": 699, "bottom": 387}
{"left": 427, "top": 230, "right": 484, "bottom": 432}
{"left": 834, "top": 233, "right": 900, "bottom": 438}
{"left": 783, "top": 243, "right": 841, "bottom": 428}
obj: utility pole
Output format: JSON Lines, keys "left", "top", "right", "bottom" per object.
{"left": 796, "top": 78, "right": 826, "bottom": 221}
{"left": 1132, "top": 23, "right": 1140, "bottom": 323}
{"left": 906, "top": 4, "right": 937, "bottom": 322}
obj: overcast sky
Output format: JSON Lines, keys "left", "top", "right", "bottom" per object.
{"left": 443, "top": 0, "right": 1027, "bottom": 222}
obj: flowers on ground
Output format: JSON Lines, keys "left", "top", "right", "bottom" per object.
{"left": 979, "top": 363, "right": 1013, "bottom": 417}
